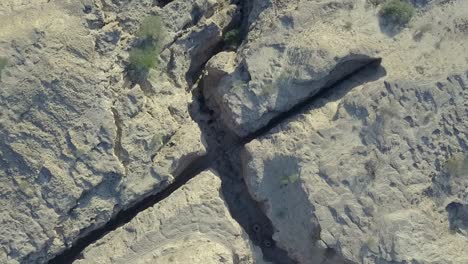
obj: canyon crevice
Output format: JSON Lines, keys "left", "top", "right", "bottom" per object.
{"left": 0, "top": 0, "right": 467, "bottom": 264}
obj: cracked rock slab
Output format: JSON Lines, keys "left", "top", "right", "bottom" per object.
{"left": 0, "top": 0, "right": 236, "bottom": 263}
{"left": 237, "top": 1, "right": 468, "bottom": 263}
{"left": 205, "top": 0, "right": 468, "bottom": 137}
{"left": 204, "top": 0, "right": 381, "bottom": 137}
{"left": 75, "top": 170, "right": 263, "bottom": 264}
{"left": 242, "top": 72, "right": 468, "bottom": 264}
{"left": 200, "top": 2, "right": 468, "bottom": 262}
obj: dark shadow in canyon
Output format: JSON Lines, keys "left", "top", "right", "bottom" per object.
{"left": 48, "top": 6, "right": 386, "bottom": 261}
{"left": 48, "top": 57, "right": 385, "bottom": 264}
{"left": 47, "top": 153, "right": 213, "bottom": 264}
{"left": 188, "top": 58, "right": 385, "bottom": 263}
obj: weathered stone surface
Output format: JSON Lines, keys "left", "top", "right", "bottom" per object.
{"left": 204, "top": 0, "right": 380, "bottom": 137}
{"left": 0, "top": 0, "right": 237, "bottom": 263}
{"left": 242, "top": 71, "right": 468, "bottom": 263}
{"left": 75, "top": 170, "right": 264, "bottom": 264}
{"left": 238, "top": 1, "right": 468, "bottom": 263}
{"left": 205, "top": 0, "right": 468, "bottom": 137}
{"left": 1, "top": 0, "right": 468, "bottom": 263}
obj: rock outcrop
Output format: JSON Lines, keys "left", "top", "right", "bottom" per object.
{"left": 204, "top": 0, "right": 468, "bottom": 137}
{"left": 0, "top": 0, "right": 238, "bottom": 263}
{"left": 75, "top": 170, "right": 265, "bottom": 264}
{"left": 203, "top": 0, "right": 380, "bottom": 137}
{"left": 237, "top": 1, "right": 468, "bottom": 263}
{"left": 0, "top": 0, "right": 467, "bottom": 263}
{"left": 242, "top": 72, "right": 468, "bottom": 263}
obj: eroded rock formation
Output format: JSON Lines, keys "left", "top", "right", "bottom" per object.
{"left": 0, "top": 0, "right": 467, "bottom": 264}
{"left": 0, "top": 0, "right": 237, "bottom": 263}
{"left": 242, "top": 72, "right": 468, "bottom": 263}
{"left": 75, "top": 170, "right": 266, "bottom": 264}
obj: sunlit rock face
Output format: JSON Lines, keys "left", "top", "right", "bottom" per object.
{"left": 242, "top": 73, "right": 468, "bottom": 263}
{"left": 0, "top": 0, "right": 237, "bottom": 262}
{"left": 75, "top": 171, "right": 261, "bottom": 264}
{"left": 0, "top": 0, "right": 467, "bottom": 263}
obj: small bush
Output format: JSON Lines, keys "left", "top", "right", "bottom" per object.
{"left": 137, "top": 16, "right": 164, "bottom": 42}
{"left": 224, "top": 29, "right": 241, "bottom": 49}
{"left": 280, "top": 174, "right": 300, "bottom": 187}
{"left": 129, "top": 46, "right": 159, "bottom": 71}
{"left": 379, "top": 0, "right": 415, "bottom": 26}
{"left": 0, "top": 57, "right": 8, "bottom": 80}
{"left": 128, "top": 15, "right": 164, "bottom": 74}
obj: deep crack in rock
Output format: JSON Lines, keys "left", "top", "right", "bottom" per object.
{"left": 46, "top": 39, "right": 383, "bottom": 264}
{"left": 2, "top": 1, "right": 467, "bottom": 263}
{"left": 47, "top": 153, "right": 212, "bottom": 264}
{"left": 111, "top": 107, "right": 128, "bottom": 175}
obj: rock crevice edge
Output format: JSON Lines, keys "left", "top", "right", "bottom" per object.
{"left": 48, "top": 48, "right": 383, "bottom": 264}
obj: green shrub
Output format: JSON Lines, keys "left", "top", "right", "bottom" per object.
{"left": 137, "top": 15, "right": 164, "bottom": 42}
{"left": 129, "top": 46, "right": 159, "bottom": 71}
{"left": 224, "top": 29, "right": 241, "bottom": 49}
{"left": 0, "top": 57, "right": 7, "bottom": 79}
{"left": 128, "top": 15, "right": 164, "bottom": 73}
{"left": 379, "top": 0, "right": 415, "bottom": 26}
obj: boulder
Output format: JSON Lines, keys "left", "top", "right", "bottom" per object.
{"left": 205, "top": 0, "right": 468, "bottom": 137}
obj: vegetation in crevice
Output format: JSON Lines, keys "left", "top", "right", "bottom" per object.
{"left": 127, "top": 15, "right": 165, "bottom": 82}
{"left": 223, "top": 28, "right": 242, "bottom": 50}
{"left": 279, "top": 173, "right": 300, "bottom": 187}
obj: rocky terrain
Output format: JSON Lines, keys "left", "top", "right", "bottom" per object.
{"left": 0, "top": 0, "right": 466, "bottom": 264}
{"left": 75, "top": 170, "right": 265, "bottom": 264}
{"left": 242, "top": 72, "right": 468, "bottom": 263}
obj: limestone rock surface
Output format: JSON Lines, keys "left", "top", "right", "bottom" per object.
{"left": 1, "top": 0, "right": 468, "bottom": 263}
{"left": 243, "top": 72, "right": 468, "bottom": 264}
{"left": 205, "top": 0, "right": 468, "bottom": 137}
{"left": 75, "top": 170, "right": 263, "bottom": 264}
{"left": 238, "top": 1, "right": 468, "bottom": 263}
{"left": 0, "top": 0, "right": 237, "bottom": 263}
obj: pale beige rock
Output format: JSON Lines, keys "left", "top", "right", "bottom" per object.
{"left": 242, "top": 72, "right": 468, "bottom": 263}
{"left": 238, "top": 1, "right": 468, "bottom": 263}
{"left": 0, "top": 0, "right": 237, "bottom": 263}
{"left": 2, "top": 0, "right": 467, "bottom": 263}
{"left": 75, "top": 170, "right": 260, "bottom": 264}
{"left": 205, "top": 0, "right": 380, "bottom": 137}
{"left": 206, "top": 0, "right": 468, "bottom": 137}
{"left": 203, "top": 51, "right": 238, "bottom": 107}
